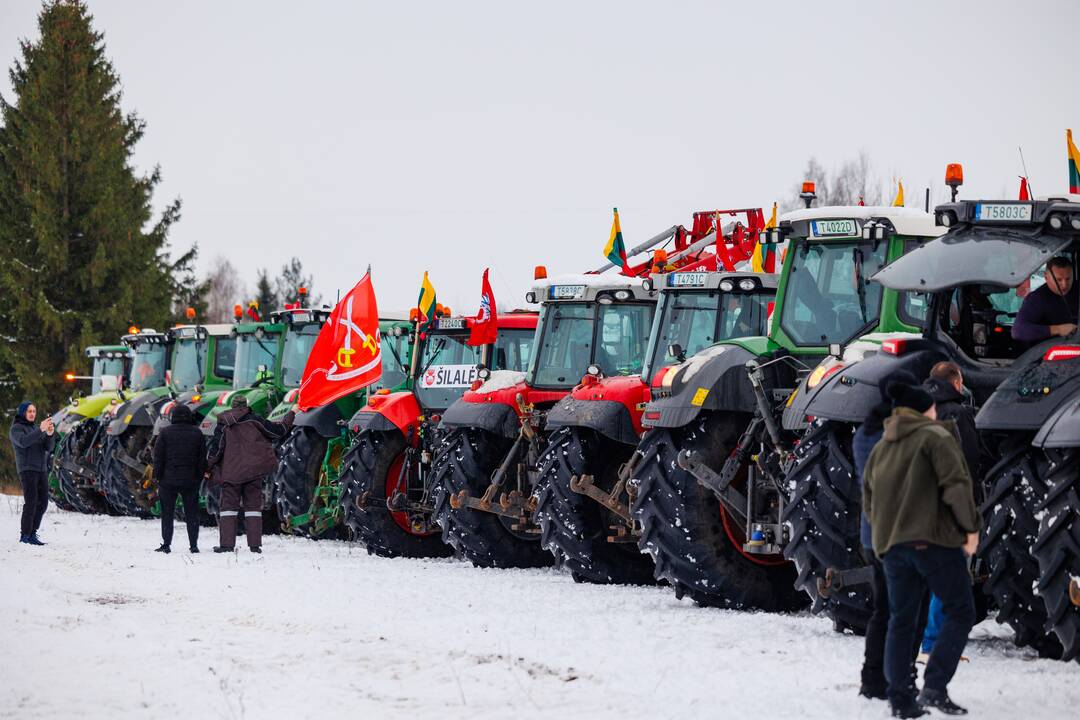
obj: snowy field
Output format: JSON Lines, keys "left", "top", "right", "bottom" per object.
{"left": 1, "top": 497, "right": 1076, "bottom": 720}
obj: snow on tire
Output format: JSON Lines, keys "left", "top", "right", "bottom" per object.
{"left": 1032, "top": 448, "right": 1080, "bottom": 662}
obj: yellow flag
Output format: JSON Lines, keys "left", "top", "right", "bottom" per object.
{"left": 892, "top": 180, "right": 905, "bottom": 207}
{"left": 764, "top": 202, "right": 777, "bottom": 229}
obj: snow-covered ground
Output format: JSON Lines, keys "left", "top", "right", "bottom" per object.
{"left": 1, "top": 497, "right": 1076, "bottom": 720}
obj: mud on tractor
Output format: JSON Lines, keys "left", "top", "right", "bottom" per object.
{"left": 533, "top": 208, "right": 779, "bottom": 585}
{"left": 336, "top": 308, "right": 537, "bottom": 556}
{"left": 790, "top": 192, "right": 1080, "bottom": 660}
{"left": 430, "top": 211, "right": 746, "bottom": 568}
{"left": 48, "top": 344, "right": 131, "bottom": 511}
{"left": 272, "top": 314, "right": 416, "bottom": 539}
{"left": 631, "top": 201, "right": 943, "bottom": 614}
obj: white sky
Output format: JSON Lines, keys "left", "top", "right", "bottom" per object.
{"left": 2, "top": 0, "right": 1079, "bottom": 313}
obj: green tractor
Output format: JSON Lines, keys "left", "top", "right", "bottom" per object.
{"left": 629, "top": 201, "right": 942, "bottom": 616}
{"left": 271, "top": 316, "right": 414, "bottom": 539}
{"left": 48, "top": 344, "right": 131, "bottom": 511}
{"left": 52, "top": 334, "right": 172, "bottom": 514}
{"left": 101, "top": 321, "right": 236, "bottom": 516}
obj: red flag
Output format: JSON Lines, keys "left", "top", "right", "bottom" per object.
{"left": 468, "top": 268, "right": 498, "bottom": 347}
{"left": 296, "top": 272, "right": 382, "bottom": 410}
{"left": 1019, "top": 176, "right": 1031, "bottom": 201}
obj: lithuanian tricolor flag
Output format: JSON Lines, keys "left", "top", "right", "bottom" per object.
{"left": 1068, "top": 129, "right": 1080, "bottom": 194}
{"left": 604, "top": 207, "right": 629, "bottom": 273}
{"left": 752, "top": 203, "right": 778, "bottom": 273}
{"left": 416, "top": 271, "right": 437, "bottom": 333}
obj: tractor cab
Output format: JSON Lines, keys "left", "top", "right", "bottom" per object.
{"left": 271, "top": 305, "right": 332, "bottom": 391}
{"left": 85, "top": 345, "right": 131, "bottom": 396}
{"left": 198, "top": 318, "right": 286, "bottom": 436}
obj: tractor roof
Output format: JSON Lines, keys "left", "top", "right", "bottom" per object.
{"left": 122, "top": 328, "right": 170, "bottom": 346}
{"left": 530, "top": 273, "right": 654, "bottom": 303}
{"left": 269, "top": 307, "right": 330, "bottom": 325}
{"left": 85, "top": 345, "right": 129, "bottom": 358}
{"left": 781, "top": 205, "right": 944, "bottom": 239}
{"left": 495, "top": 312, "right": 538, "bottom": 330}
{"left": 656, "top": 270, "right": 779, "bottom": 292}
{"left": 169, "top": 323, "right": 233, "bottom": 339}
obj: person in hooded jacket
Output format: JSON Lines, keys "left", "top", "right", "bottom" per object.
{"left": 152, "top": 403, "right": 206, "bottom": 553}
{"left": 9, "top": 401, "right": 55, "bottom": 545}
{"left": 207, "top": 394, "right": 294, "bottom": 553}
{"left": 864, "top": 379, "right": 981, "bottom": 718}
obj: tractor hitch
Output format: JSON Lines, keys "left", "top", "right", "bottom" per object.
{"left": 816, "top": 565, "right": 875, "bottom": 598}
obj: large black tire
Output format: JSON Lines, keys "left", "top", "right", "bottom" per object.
{"left": 534, "top": 427, "right": 654, "bottom": 585}
{"left": 1032, "top": 448, "right": 1080, "bottom": 662}
{"left": 339, "top": 430, "right": 453, "bottom": 558}
{"left": 271, "top": 427, "right": 328, "bottom": 536}
{"left": 781, "top": 421, "right": 872, "bottom": 632}
{"left": 52, "top": 424, "right": 110, "bottom": 514}
{"left": 47, "top": 472, "right": 76, "bottom": 512}
{"left": 631, "top": 414, "right": 804, "bottom": 611}
{"left": 99, "top": 431, "right": 154, "bottom": 517}
{"left": 978, "top": 443, "right": 1063, "bottom": 658}
{"left": 430, "top": 427, "right": 553, "bottom": 569}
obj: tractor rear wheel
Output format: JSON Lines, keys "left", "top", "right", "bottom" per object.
{"left": 430, "top": 427, "right": 553, "bottom": 569}
{"left": 979, "top": 442, "right": 1063, "bottom": 658}
{"left": 631, "top": 414, "right": 803, "bottom": 610}
{"left": 271, "top": 427, "right": 327, "bottom": 536}
{"left": 339, "top": 430, "right": 452, "bottom": 558}
{"left": 534, "top": 427, "right": 654, "bottom": 585}
{"left": 53, "top": 424, "right": 110, "bottom": 514}
{"left": 782, "top": 421, "right": 872, "bottom": 633}
{"left": 1031, "top": 448, "right": 1080, "bottom": 662}
{"left": 100, "top": 430, "right": 154, "bottom": 517}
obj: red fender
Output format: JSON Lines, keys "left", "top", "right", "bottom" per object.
{"left": 462, "top": 381, "right": 569, "bottom": 415}
{"left": 569, "top": 375, "right": 652, "bottom": 435}
{"left": 357, "top": 391, "right": 422, "bottom": 438}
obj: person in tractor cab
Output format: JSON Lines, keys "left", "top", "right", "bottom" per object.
{"left": 208, "top": 395, "right": 294, "bottom": 553}
{"left": 1011, "top": 256, "right": 1078, "bottom": 346}
{"left": 863, "top": 379, "right": 981, "bottom": 718}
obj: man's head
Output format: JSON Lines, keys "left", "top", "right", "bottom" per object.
{"left": 230, "top": 394, "right": 249, "bottom": 410}
{"left": 1045, "top": 257, "right": 1073, "bottom": 297}
{"left": 885, "top": 375, "right": 936, "bottom": 420}
{"left": 930, "top": 361, "right": 964, "bottom": 394}
{"left": 18, "top": 401, "right": 36, "bottom": 422}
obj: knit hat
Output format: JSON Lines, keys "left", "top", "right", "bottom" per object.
{"left": 230, "top": 394, "right": 249, "bottom": 409}
{"left": 884, "top": 373, "right": 934, "bottom": 413}
{"left": 16, "top": 400, "right": 32, "bottom": 419}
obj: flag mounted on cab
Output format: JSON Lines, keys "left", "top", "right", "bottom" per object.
{"left": 468, "top": 268, "right": 498, "bottom": 347}
{"left": 296, "top": 271, "right": 382, "bottom": 411}
{"left": 1068, "top": 129, "right": 1080, "bottom": 194}
{"left": 416, "top": 271, "right": 437, "bottom": 334}
{"left": 892, "top": 180, "right": 905, "bottom": 207}
{"left": 604, "top": 207, "right": 630, "bottom": 274}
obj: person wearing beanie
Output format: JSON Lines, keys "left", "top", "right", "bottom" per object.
{"left": 863, "top": 378, "right": 981, "bottom": 718}
{"left": 152, "top": 403, "right": 206, "bottom": 554}
{"left": 206, "top": 393, "right": 293, "bottom": 553}
{"left": 854, "top": 372, "right": 928, "bottom": 702}
{"left": 9, "top": 401, "right": 55, "bottom": 545}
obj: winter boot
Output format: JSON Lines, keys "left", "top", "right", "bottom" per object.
{"left": 190, "top": 545, "right": 200, "bottom": 554}
{"left": 19, "top": 534, "right": 29, "bottom": 544}
{"left": 213, "top": 546, "right": 234, "bottom": 553}
{"left": 917, "top": 688, "right": 967, "bottom": 715}
{"left": 26, "top": 533, "right": 46, "bottom": 546}
{"left": 890, "top": 701, "right": 928, "bottom": 719}
{"left": 155, "top": 544, "right": 171, "bottom": 554}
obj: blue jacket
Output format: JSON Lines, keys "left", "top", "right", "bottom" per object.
{"left": 852, "top": 422, "right": 882, "bottom": 550}
{"left": 9, "top": 416, "right": 56, "bottom": 474}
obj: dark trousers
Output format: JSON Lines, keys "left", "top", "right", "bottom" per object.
{"left": 219, "top": 479, "right": 263, "bottom": 549}
{"left": 883, "top": 544, "right": 975, "bottom": 704}
{"left": 861, "top": 550, "right": 928, "bottom": 695}
{"left": 19, "top": 471, "right": 49, "bottom": 537}
{"left": 159, "top": 484, "right": 200, "bottom": 549}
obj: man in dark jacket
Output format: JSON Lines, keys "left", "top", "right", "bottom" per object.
{"left": 864, "top": 380, "right": 981, "bottom": 718}
{"left": 152, "top": 403, "right": 206, "bottom": 554}
{"left": 9, "top": 401, "right": 55, "bottom": 545}
{"left": 207, "top": 394, "right": 293, "bottom": 553}
{"left": 924, "top": 361, "right": 980, "bottom": 478}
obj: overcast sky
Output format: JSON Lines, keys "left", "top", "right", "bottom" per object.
{"left": 2, "top": 0, "right": 1078, "bottom": 313}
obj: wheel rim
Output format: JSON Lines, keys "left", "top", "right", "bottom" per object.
{"left": 385, "top": 450, "right": 435, "bottom": 536}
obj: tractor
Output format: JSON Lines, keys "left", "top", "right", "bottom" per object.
{"left": 47, "top": 344, "right": 131, "bottom": 511}
{"left": 271, "top": 315, "right": 415, "bottom": 539}
{"left": 533, "top": 209, "right": 779, "bottom": 585}
{"left": 788, "top": 188, "right": 1080, "bottom": 659}
{"left": 630, "top": 197, "right": 943, "bottom": 613}
{"left": 336, "top": 308, "right": 537, "bottom": 556}
{"left": 430, "top": 211, "right": 748, "bottom": 568}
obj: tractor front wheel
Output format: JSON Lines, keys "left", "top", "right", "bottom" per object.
{"left": 271, "top": 427, "right": 327, "bottom": 536}
{"left": 52, "top": 424, "right": 109, "bottom": 514}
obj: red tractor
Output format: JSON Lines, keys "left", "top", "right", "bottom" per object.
{"left": 430, "top": 210, "right": 765, "bottom": 568}
{"left": 338, "top": 308, "right": 538, "bottom": 557}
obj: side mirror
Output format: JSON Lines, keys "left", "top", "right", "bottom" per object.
{"left": 668, "top": 344, "right": 686, "bottom": 362}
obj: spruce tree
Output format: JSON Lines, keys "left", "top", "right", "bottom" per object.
{"left": 274, "top": 257, "right": 318, "bottom": 307}
{"left": 253, "top": 269, "right": 277, "bottom": 320}
{"left": 0, "top": 0, "right": 191, "bottom": 414}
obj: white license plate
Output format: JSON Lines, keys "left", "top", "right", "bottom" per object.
{"left": 550, "top": 285, "right": 585, "bottom": 299}
{"left": 437, "top": 317, "right": 466, "bottom": 330}
{"left": 976, "top": 203, "right": 1032, "bottom": 222}
{"left": 811, "top": 219, "right": 859, "bottom": 237}
{"left": 671, "top": 272, "right": 707, "bottom": 287}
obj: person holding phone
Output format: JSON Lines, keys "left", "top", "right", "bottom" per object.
{"left": 9, "top": 401, "right": 56, "bottom": 545}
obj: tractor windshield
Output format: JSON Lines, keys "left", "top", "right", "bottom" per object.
{"left": 234, "top": 332, "right": 280, "bottom": 388}
{"left": 645, "top": 289, "right": 773, "bottom": 377}
{"left": 128, "top": 342, "right": 168, "bottom": 392}
{"left": 91, "top": 355, "right": 126, "bottom": 395}
{"left": 780, "top": 239, "right": 889, "bottom": 347}
{"left": 416, "top": 332, "right": 483, "bottom": 410}
{"left": 529, "top": 302, "right": 654, "bottom": 388}
{"left": 171, "top": 338, "right": 208, "bottom": 392}
{"left": 281, "top": 323, "right": 321, "bottom": 388}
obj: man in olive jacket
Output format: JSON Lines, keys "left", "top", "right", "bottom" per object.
{"left": 863, "top": 380, "right": 981, "bottom": 718}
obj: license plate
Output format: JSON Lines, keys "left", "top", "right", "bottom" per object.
{"left": 420, "top": 364, "right": 479, "bottom": 388}
{"left": 437, "top": 317, "right": 466, "bottom": 330}
{"left": 810, "top": 219, "right": 859, "bottom": 238}
{"left": 975, "top": 203, "right": 1032, "bottom": 222}
{"left": 670, "top": 272, "right": 707, "bottom": 287}
{"left": 550, "top": 285, "right": 585, "bottom": 299}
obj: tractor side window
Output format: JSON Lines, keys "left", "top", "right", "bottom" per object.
{"left": 899, "top": 292, "right": 930, "bottom": 328}
{"left": 375, "top": 334, "right": 407, "bottom": 391}
{"left": 494, "top": 329, "right": 534, "bottom": 371}
{"left": 717, "top": 292, "right": 770, "bottom": 341}
{"left": 594, "top": 303, "right": 654, "bottom": 377}
{"left": 214, "top": 337, "right": 236, "bottom": 382}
